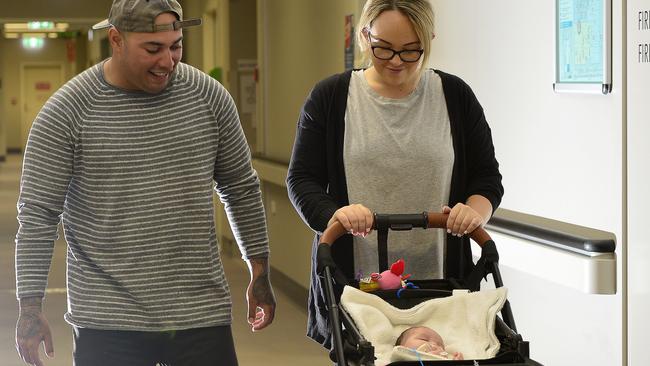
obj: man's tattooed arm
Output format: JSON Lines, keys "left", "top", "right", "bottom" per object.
{"left": 248, "top": 257, "right": 275, "bottom": 305}
{"left": 245, "top": 257, "right": 276, "bottom": 331}
{"left": 17, "top": 297, "right": 44, "bottom": 340}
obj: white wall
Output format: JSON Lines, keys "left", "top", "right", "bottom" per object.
{"left": 428, "top": 1, "right": 624, "bottom": 365}
{"left": 627, "top": 1, "right": 650, "bottom": 365}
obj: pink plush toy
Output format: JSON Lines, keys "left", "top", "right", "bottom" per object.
{"left": 373, "top": 259, "right": 411, "bottom": 290}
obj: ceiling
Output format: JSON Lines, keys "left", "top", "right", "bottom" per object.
{"left": 0, "top": 0, "right": 114, "bottom": 21}
{"left": 0, "top": 0, "right": 115, "bottom": 36}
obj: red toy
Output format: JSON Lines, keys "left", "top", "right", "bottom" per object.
{"left": 375, "top": 259, "right": 412, "bottom": 290}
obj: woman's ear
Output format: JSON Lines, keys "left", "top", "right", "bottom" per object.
{"left": 362, "top": 27, "right": 370, "bottom": 41}
{"left": 431, "top": 32, "right": 436, "bottom": 40}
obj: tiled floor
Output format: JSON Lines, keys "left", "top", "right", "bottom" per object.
{"left": 0, "top": 155, "right": 328, "bottom": 365}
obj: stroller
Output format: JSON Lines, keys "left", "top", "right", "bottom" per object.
{"left": 317, "top": 212, "right": 543, "bottom": 366}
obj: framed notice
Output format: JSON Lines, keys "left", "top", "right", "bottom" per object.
{"left": 345, "top": 14, "right": 355, "bottom": 70}
{"left": 554, "top": 0, "right": 612, "bottom": 94}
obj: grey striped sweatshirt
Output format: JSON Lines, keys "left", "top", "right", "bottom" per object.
{"left": 15, "top": 61, "right": 269, "bottom": 331}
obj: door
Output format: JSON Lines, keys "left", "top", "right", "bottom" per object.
{"left": 22, "top": 64, "right": 63, "bottom": 150}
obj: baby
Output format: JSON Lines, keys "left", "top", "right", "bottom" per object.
{"left": 395, "top": 326, "right": 464, "bottom": 360}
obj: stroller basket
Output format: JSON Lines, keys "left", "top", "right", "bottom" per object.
{"left": 317, "top": 212, "right": 542, "bottom": 366}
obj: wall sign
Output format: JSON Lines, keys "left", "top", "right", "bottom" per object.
{"left": 554, "top": 0, "right": 612, "bottom": 94}
{"left": 637, "top": 9, "right": 650, "bottom": 62}
{"left": 35, "top": 82, "right": 51, "bottom": 91}
{"left": 345, "top": 14, "right": 355, "bottom": 70}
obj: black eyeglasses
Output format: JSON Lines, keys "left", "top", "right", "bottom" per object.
{"left": 370, "top": 46, "right": 424, "bottom": 62}
{"left": 365, "top": 31, "right": 424, "bottom": 62}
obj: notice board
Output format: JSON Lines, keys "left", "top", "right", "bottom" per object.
{"left": 554, "top": 0, "right": 612, "bottom": 93}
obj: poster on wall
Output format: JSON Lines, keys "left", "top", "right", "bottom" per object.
{"left": 237, "top": 59, "right": 257, "bottom": 116}
{"left": 345, "top": 14, "right": 355, "bottom": 70}
{"left": 554, "top": 0, "right": 611, "bottom": 94}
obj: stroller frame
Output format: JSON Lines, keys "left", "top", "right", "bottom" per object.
{"left": 317, "top": 212, "right": 542, "bottom": 366}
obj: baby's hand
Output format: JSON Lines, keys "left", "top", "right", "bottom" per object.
{"left": 453, "top": 352, "right": 464, "bottom": 360}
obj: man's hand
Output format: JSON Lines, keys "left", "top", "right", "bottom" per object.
{"left": 15, "top": 297, "right": 54, "bottom": 366}
{"left": 245, "top": 257, "right": 276, "bottom": 332}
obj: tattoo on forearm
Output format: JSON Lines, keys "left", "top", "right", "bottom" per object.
{"left": 17, "top": 297, "right": 44, "bottom": 339}
{"left": 17, "top": 312, "right": 42, "bottom": 339}
{"left": 252, "top": 272, "right": 275, "bottom": 305}
{"left": 248, "top": 258, "right": 275, "bottom": 305}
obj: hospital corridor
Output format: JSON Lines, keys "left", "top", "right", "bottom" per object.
{"left": 0, "top": 154, "right": 325, "bottom": 365}
{"left": 0, "top": 0, "right": 649, "bottom": 365}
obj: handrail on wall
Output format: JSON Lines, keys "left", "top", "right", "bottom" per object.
{"left": 251, "top": 157, "right": 617, "bottom": 294}
{"left": 485, "top": 208, "right": 616, "bottom": 294}
{"left": 251, "top": 157, "right": 617, "bottom": 257}
{"left": 486, "top": 208, "right": 616, "bottom": 256}
{"left": 251, "top": 157, "right": 618, "bottom": 259}
{"left": 252, "top": 157, "right": 288, "bottom": 187}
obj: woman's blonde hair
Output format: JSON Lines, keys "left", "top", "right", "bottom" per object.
{"left": 356, "top": 0, "right": 435, "bottom": 68}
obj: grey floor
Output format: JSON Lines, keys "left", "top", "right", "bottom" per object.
{"left": 0, "top": 155, "right": 328, "bottom": 365}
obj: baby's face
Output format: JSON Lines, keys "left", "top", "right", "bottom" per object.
{"left": 401, "top": 327, "right": 447, "bottom": 355}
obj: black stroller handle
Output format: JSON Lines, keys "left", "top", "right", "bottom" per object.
{"left": 318, "top": 213, "right": 520, "bottom": 365}
{"left": 319, "top": 212, "right": 493, "bottom": 246}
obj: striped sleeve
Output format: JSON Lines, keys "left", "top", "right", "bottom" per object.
{"left": 15, "top": 63, "right": 270, "bottom": 329}
{"left": 203, "top": 72, "right": 269, "bottom": 259}
{"left": 15, "top": 88, "right": 77, "bottom": 299}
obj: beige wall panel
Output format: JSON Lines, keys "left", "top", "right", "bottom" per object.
{"left": 1, "top": 38, "right": 71, "bottom": 152}
{"left": 254, "top": 0, "right": 364, "bottom": 290}
{"left": 180, "top": 0, "right": 210, "bottom": 69}
{"left": 0, "top": 40, "right": 5, "bottom": 157}
{"left": 264, "top": 183, "right": 315, "bottom": 289}
{"left": 228, "top": 0, "right": 257, "bottom": 150}
{"left": 262, "top": 0, "right": 362, "bottom": 163}
{"left": 256, "top": 0, "right": 363, "bottom": 289}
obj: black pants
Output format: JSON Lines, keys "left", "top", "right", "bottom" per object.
{"left": 73, "top": 325, "right": 238, "bottom": 366}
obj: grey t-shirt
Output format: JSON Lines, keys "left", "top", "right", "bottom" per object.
{"left": 344, "top": 69, "right": 454, "bottom": 279}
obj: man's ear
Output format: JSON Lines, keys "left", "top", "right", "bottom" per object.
{"left": 107, "top": 28, "right": 124, "bottom": 51}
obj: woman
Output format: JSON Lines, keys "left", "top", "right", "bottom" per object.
{"left": 286, "top": 0, "right": 503, "bottom": 348}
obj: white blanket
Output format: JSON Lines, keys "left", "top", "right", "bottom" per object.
{"left": 340, "top": 286, "right": 508, "bottom": 364}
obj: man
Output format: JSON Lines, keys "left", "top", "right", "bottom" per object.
{"left": 14, "top": 1, "right": 275, "bottom": 365}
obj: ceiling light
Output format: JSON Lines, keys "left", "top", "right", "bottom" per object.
{"left": 28, "top": 21, "right": 54, "bottom": 30}
{"left": 4, "top": 23, "right": 28, "bottom": 31}
{"left": 22, "top": 32, "right": 46, "bottom": 39}
{"left": 4, "top": 21, "right": 69, "bottom": 33}
{"left": 22, "top": 37, "right": 45, "bottom": 49}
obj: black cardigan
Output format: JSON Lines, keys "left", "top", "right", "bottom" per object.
{"left": 286, "top": 69, "right": 504, "bottom": 348}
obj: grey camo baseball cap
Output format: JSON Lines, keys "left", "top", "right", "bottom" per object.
{"left": 92, "top": 0, "right": 202, "bottom": 33}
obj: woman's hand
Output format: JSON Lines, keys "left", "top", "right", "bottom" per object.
{"left": 327, "top": 204, "right": 373, "bottom": 237}
{"left": 442, "top": 203, "right": 484, "bottom": 237}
